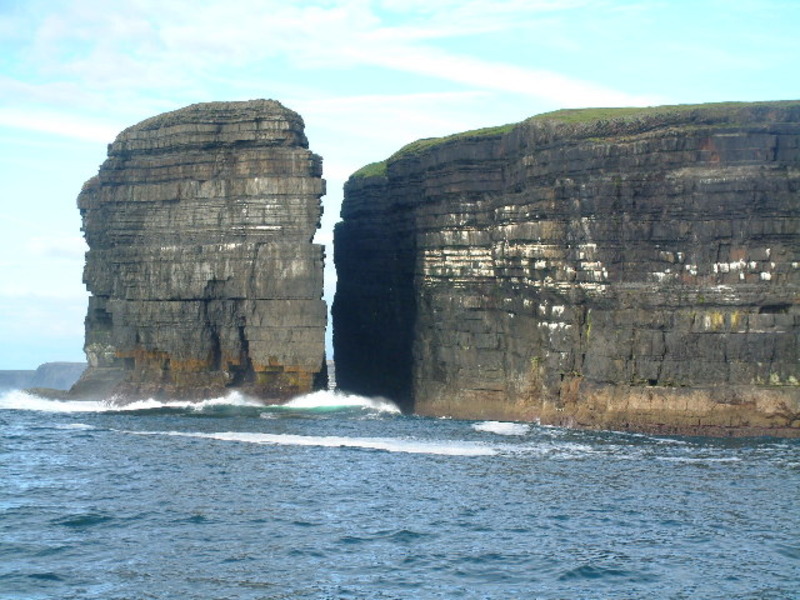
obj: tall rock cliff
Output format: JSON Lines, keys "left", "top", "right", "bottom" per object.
{"left": 334, "top": 101, "right": 800, "bottom": 436}
{"left": 72, "top": 100, "right": 327, "bottom": 401}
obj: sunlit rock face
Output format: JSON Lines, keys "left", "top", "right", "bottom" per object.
{"left": 72, "top": 100, "right": 327, "bottom": 401}
{"left": 334, "top": 101, "right": 800, "bottom": 436}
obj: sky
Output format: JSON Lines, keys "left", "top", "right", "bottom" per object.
{"left": 0, "top": 0, "right": 799, "bottom": 368}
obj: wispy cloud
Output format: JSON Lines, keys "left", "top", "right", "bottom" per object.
{"left": 296, "top": 90, "right": 496, "bottom": 148}
{"left": 7, "top": 0, "right": 653, "bottom": 116}
{"left": 341, "top": 44, "right": 657, "bottom": 107}
{"left": 0, "top": 107, "right": 120, "bottom": 142}
{"left": 375, "top": 0, "right": 599, "bottom": 41}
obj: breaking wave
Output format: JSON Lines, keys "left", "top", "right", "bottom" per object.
{"left": 0, "top": 390, "right": 111, "bottom": 413}
{"left": 274, "top": 390, "right": 401, "bottom": 414}
{"left": 0, "top": 388, "right": 400, "bottom": 415}
{"left": 0, "top": 389, "right": 263, "bottom": 413}
{"left": 472, "top": 421, "right": 531, "bottom": 436}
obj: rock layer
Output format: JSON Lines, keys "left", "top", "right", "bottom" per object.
{"left": 334, "top": 101, "right": 800, "bottom": 436}
{"left": 72, "top": 100, "right": 327, "bottom": 401}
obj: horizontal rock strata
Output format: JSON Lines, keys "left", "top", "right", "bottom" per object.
{"left": 334, "top": 101, "right": 800, "bottom": 436}
{"left": 72, "top": 100, "right": 327, "bottom": 401}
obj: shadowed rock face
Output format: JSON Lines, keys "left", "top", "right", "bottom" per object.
{"left": 71, "top": 100, "right": 327, "bottom": 401}
{"left": 334, "top": 101, "right": 800, "bottom": 437}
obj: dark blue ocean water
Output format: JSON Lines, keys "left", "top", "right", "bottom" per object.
{"left": 1, "top": 390, "right": 798, "bottom": 600}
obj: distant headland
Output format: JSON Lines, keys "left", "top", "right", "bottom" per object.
{"left": 0, "top": 362, "right": 86, "bottom": 393}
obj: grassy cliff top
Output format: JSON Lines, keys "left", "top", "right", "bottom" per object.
{"left": 528, "top": 99, "right": 800, "bottom": 125}
{"left": 350, "top": 100, "right": 800, "bottom": 180}
{"left": 350, "top": 123, "right": 515, "bottom": 179}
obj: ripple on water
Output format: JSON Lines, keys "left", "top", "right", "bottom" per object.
{"left": 51, "top": 512, "right": 114, "bottom": 529}
{"left": 26, "top": 572, "right": 65, "bottom": 582}
{"left": 557, "top": 563, "right": 659, "bottom": 584}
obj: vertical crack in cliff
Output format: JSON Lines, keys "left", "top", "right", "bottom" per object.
{"left": 229, "top": 323, "right": 254, "bottom": 387}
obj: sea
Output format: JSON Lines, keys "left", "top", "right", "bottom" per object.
{"left": 1, "top": 389, "right": 798, "bottom": 600}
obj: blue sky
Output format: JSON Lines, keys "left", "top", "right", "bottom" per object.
{"left": 1, "top": 0, "right": 798, "bottom": 368}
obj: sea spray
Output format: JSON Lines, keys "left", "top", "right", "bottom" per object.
{"left": 0, "top": 390, "right": 109, "bottom": 413}
{"left": 472, "top": 421, "right": 531, "bottom": 436}
{"left": 275, "top": 390, "right": 401, "bottom": 414}
{"left": 0, "top": 388, "right": 399, "bottom": 415}
{"left": 0, "top": 389, "right": 265, "bottom": 413}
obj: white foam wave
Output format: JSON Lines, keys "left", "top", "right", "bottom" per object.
{"left": 472, "top": 421, "right": 531, "bottom": 436}
{"left": 0, "top": 390, "right": 109, "bottom": 413}
{"left": 276, "top": 390, "right": 401, "bottom": 414}
{"left": 55, "top": 423, "right": 96, "bottom": 430}
{"left": 607, "top": 429, "right": 690, "bottom": 445}
{"left": 101, "top": 391, "right": 266, "bottom": 412}
{"left": 0, "top": 388, "right": 398, "bottom": 416}
{"left": 0, "top": 389, "right": 263, "bottom": 413}
{"left": 122, "top": 429, "right": 610, "bottom": 460}
{"left": 126, "top": 430, "right": 494, "bottom": 456}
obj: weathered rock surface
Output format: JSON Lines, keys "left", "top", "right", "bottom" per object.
{"left": 71, "top": 100, "right": 327, "bottom": 401}
{"left": 334, "top": 101, "right": 800, "bottom": 436}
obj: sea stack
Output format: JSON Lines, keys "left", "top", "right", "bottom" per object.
{"left": 71, "top": 100, "right": 327, "bottom": 401}
{"left": 334, "top": 101, "right": 800, "bottom": 437}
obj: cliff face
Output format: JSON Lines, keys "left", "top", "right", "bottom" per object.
{"left": 72, "top": 100, "right": 327, "bottom": 401}
{"left": 334, "top": 101, "right": 800, "bottom": 436}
